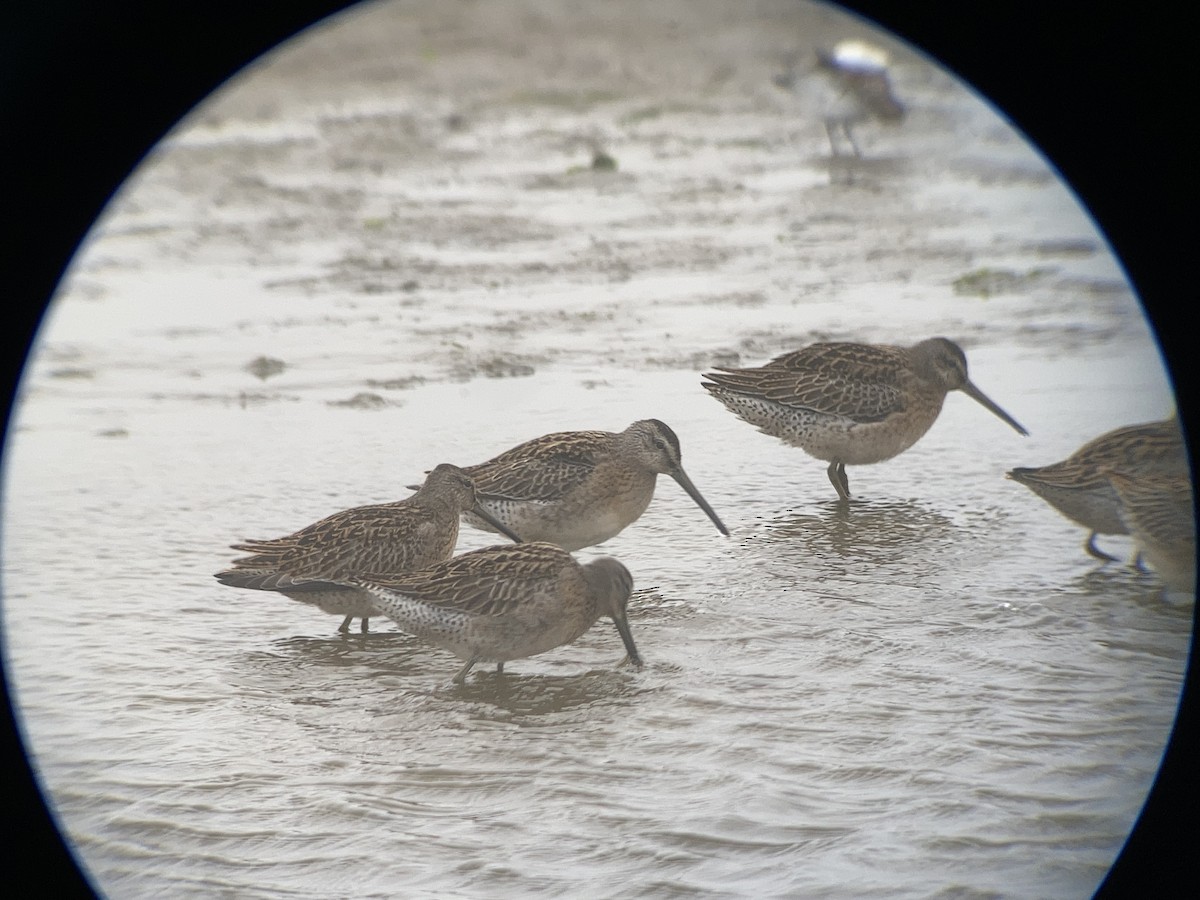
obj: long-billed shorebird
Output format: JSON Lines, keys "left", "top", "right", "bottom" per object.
{"left": 421, "top": 420, "right": 729, "bottom": 550}
{"left": 344, "top": 542, "right": 642, "bottom": 683}
{"left": 702, "top": 337, "right": 1027, "bottom": 500}
{"left": 1007, "top": 416, "right": 1187, "bottom": 561}
{"left": 214, "top": 464, "right": 520, "bottom": 633}
{"left": 1105, "top": 468, "right": 1196, "bottom": 594}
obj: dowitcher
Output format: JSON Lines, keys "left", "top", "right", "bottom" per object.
{"left": 702, "top": 337, "right": 1027, "bottom": 500}
{"left": 214, "top": 464, "right": 520, "bottom": 633}
{"left": 1105, "top": 468, "right": 1196, "bottom": 594}
{"left": 420, "top": 419, "right": 729, "bottom": 550}
{"left": 1007, "top": 416, "right": 1187, "bottom": 561}
{"left": 343, "top": 542, "right": 641, "bottom": 683}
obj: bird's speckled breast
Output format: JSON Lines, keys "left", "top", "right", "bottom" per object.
{"left": 710, "top": 389, "right": 945, "bottom": 465}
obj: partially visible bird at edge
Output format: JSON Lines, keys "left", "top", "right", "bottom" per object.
{"left": 1007, "top": 415, "right": 1188, "bottom": 563}
{"left": 1105, "top": 466, "right": 1196, "bottom": 595}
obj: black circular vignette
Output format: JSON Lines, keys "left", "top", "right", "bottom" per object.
{"left": 2, "top": 3, "right": 1194, "bottom": 896}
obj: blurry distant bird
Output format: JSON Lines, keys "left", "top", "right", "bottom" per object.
{"left": 774, "top": 39, "right": 906, "bottom": 158}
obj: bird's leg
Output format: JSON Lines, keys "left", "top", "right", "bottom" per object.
{"left": 338, "top": 615, "right": 353, "bottom": 633}
{"left": 452, "top": 658, "right": 478, "bottom": 685}
{"left": 360, "top": 617, "right": 370, "bottom": 634}
{"left": 827, "top": 461, "right": 851, "bottom": 500}
{"left": 844, "top": 123, "right": 863, "bottom": 158}
{"left": 1084, "top": 532, "right": 1119, "bottom": 563}
{"left": 824, "top": 119, "right": 842, "bottom": 157}
{"left": 495, "top": 661, "right": 505, "bottom": 675}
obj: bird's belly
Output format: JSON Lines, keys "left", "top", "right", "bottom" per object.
{"left": 1009, "top": 479, "right": 1127, "bottom": 534}
{"left": 371, "top": 593, "right": 588, "bottom": 663}
{"left": 469, "top": 487, "right": 653, "bottom": 551}
{"left": 820, "top": 418, "right": 933, "bottom": 465}
{"left": 281, "top": 589, "right": 378, "bottom": 618}
{"left": 460, "top": 614, "right": 588, "bottom": 664}
{"left": 717, "top": 393, "right": 935, "bottom": 465}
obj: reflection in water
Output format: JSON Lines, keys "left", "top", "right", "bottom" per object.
{"left": 248, "top": 630, "right": 646, "bottom": 721}
{"left": 1066, "top": 564, "right": 1197, "bottom": 613}
{"left": 822, "top": 151, "right": 910, "bottom": 186}
{"left": 751, "top": 497, "right": 958, "bottom": 565}
{"left": 262, "top": 631, "right": 422, "bottom": 668}
{"left": 627, "top": 585, "right": 702, "bottom": 626}
{"left": 454, "top": 668, "right": 643, "bottom": 722}
{"left": 236, "top": 632, "right": 430, "bottom": 707}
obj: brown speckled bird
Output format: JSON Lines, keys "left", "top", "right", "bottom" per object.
{"left": 215, "top": 464, "right": 520, "bottom": 633}
{"left": 703, "top": 337, "right": 1027, "bottom": 500}
{"left": 1105, "top": 467, "right": 1196, "bottom": 594}
{"left": 1008, "top": 416, "right": 1188, "bottom": 561}
{"left": 345, "top": 541, "right": 641, "bottom": 683}
{"left": 424, "top": 420, "right": 729, "bottom": 550}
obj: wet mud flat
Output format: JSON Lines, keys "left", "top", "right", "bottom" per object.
{"left": 4, "top": 1, "right": 1189, "bottom": 898}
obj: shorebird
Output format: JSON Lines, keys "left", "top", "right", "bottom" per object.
{"left": 344, "top": 542, "right": 642, "bottom": 683}
{"left": 702, "top": 337, "right": 1027, "bottom": 500}
{"left": 1007, "top": 416, "right": 1187, "bottom": 561}
{"left": 1105, "top": 468, "right": 1196, "bottom": 594}
{"left": 775, "top": 39, "right": 905, "bottom": 158}
{"left": 214, "top": 464, "right": 520, "bottom": 633}
{"left": 816, "top": 40, "right": 905, "bottom": 157}
{"left": 420, "top": 420, "right": 729, "bottom": 550}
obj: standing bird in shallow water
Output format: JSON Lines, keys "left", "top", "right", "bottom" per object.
{"left": 427, "top": 419, "right": 729, "bottom": 550}
{"left": 214, "top": 464, "right": 520, "bottom": 633}
{"left": 1105, "top": 468, "right": 1196, "bottom": 595}
{"left": 1007, "top": 416, "right": 1187, "bottom": 562}
{"left": 815, "top": 40, "right": 906, "bottom": 158}
{"left": 776, "top": 39, "right": 905, "bottom": 158}
{"left": 344, "top": 542, "right": 641, "bottom": 683}
{"left": 702, "top": 337, "right": 1027, "bottom": 501}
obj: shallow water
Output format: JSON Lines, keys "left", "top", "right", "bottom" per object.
{"left": 2, "top": 1, "right": 1192, "bottom": 897}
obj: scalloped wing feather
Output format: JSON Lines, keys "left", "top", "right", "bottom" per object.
{"left": 466, "top": 431, "right": 612, "bottom": 501}
{"left": 707, "top": 343, "right": 911, "bottom": 422}
{"left": 352, "top": 544, "right": 571, "bottom": 617}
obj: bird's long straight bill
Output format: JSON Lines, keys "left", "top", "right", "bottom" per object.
{"left": 471, "top": 506, "right": 523, "bottom": 543}
{"left": 612, "top": 611, "right": 643, "bottom": 668}
{"left": 672, "top": 469, "right": 731, "bottom": 536}
{"left": 962, "top": 380, "right": 1028, "bottom": 436}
